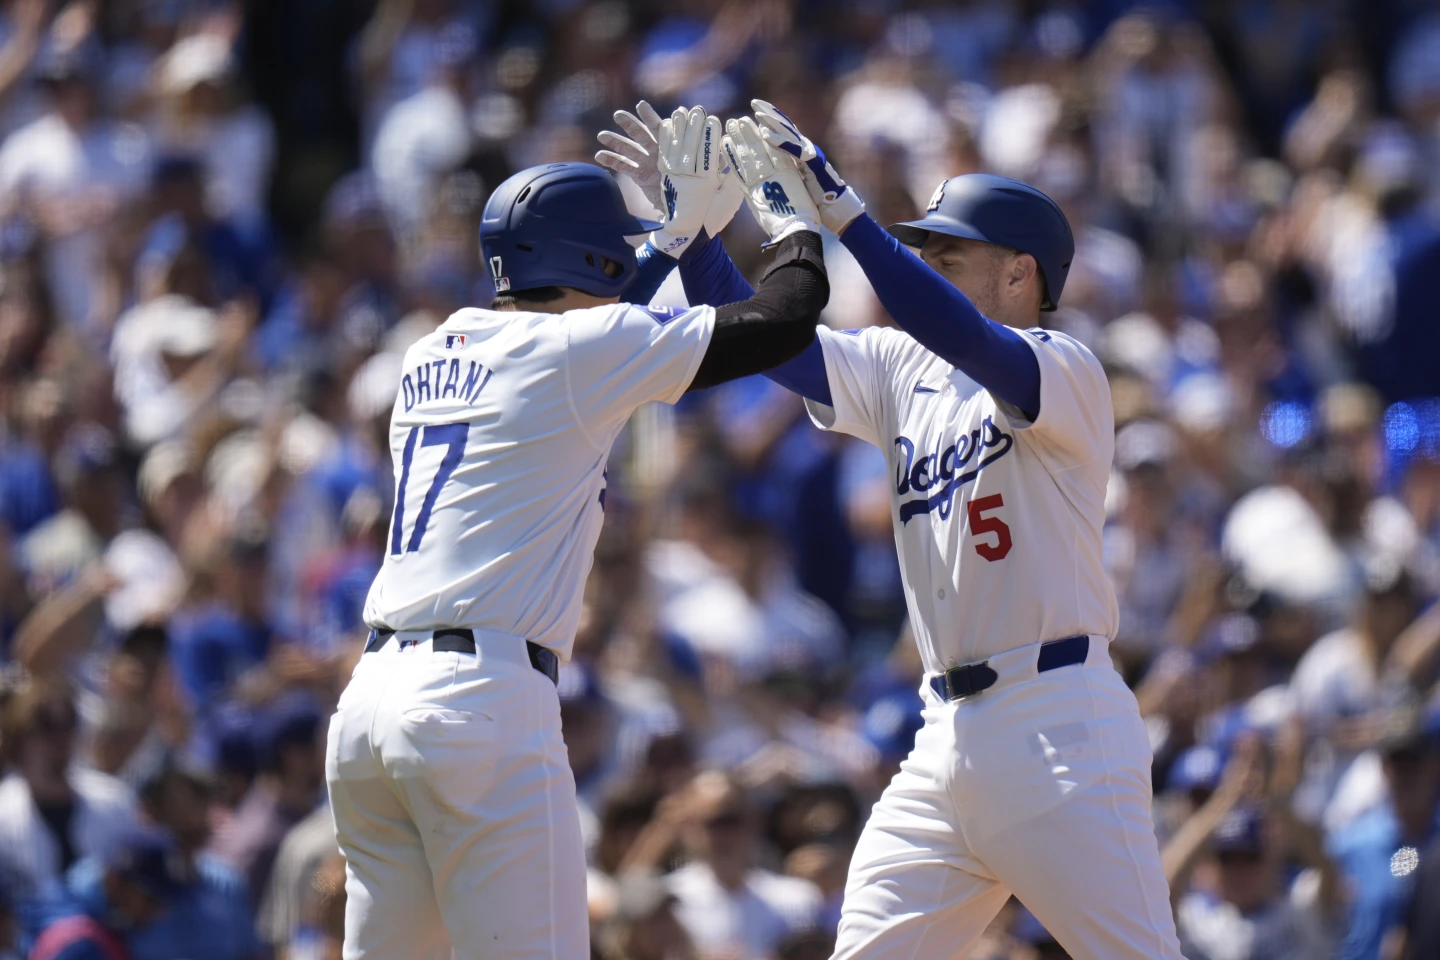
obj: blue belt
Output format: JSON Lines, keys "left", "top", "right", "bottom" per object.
{"left": 364, "top": 628, "right": 560, "bottom": 686}
{"left": 929, "top": 634, "right": 1090, "bottom": 702}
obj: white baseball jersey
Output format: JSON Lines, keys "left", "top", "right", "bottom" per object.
{"left": 361, "top": 301, "right": 714, "bottom": 660}
{"left": 806, "top": 324, "right": 1117, "bottom": 674}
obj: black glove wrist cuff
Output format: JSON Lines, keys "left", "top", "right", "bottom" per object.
{"left": 762, "top": 232, "right": 825, "bottom": 282}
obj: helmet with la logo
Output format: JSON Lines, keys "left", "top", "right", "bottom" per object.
{"left": 479, "top": 163, "right": 661, "bottom": 299}
{"left": 890, "top": 174, "right": 1074, "bottom": 311}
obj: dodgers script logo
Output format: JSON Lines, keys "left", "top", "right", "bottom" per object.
{"left": 895, "top": 416, "right": 1013, "bottom": 523}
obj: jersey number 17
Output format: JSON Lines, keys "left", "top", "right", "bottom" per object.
{"left": 390, "top": 423, "right": 469, "bottom": 555}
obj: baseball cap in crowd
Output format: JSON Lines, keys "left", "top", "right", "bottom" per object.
{"left": 1114, "top": 419, "right": 1177, "bottom": 473}
{"left": 155, "top": 303, "right": 218, "bottom": 359}
{"left": 105, "top": 831, "right": 184, "bottom": 902}
{"left": 1197, "top": 613, "right": 1261, "bottom": 664}
{"left": 159, "top": 34, "right": 234, "bottom": 95}
{"left": 323, "top": 172, "right": 387, "bottom": 231}
{"left": 103, "top": 530, "right": 184, "bottom": 631}
{"left": 212, "top": 703, "right": 258, "bottom": 781}
{"left": 253, "top": 691, "right": 324, "bottom": 772}
{"left": 1212, "top": 804, "right": 1266, "bottom": 858}
{"left": 1170, "top": 371, "right": 1236, "bottom": 433}
{"left": 1168, "top": 744, "right": 1223, "bottom": 795}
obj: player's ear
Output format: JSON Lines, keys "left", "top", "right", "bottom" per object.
{"left": 1008, "top": 253, "right": 1040, "bottom": 306}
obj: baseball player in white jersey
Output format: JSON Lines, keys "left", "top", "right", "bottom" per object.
{"left": 325, "top": 110, "right": 835, "bottom": 960}
{"left": 598, "top": 102, "right": 1185, "bottom": 959}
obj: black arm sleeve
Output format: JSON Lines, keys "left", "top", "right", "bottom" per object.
{"left": 686, "top": 231, "right": 828, "bottom": 391}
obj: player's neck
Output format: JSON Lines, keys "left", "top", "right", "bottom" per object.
{"left": 495, "top": 290, "right": 622, "bottom": 314}
{"left": 991, "top": 306, "right": 1041, "bottom": 330}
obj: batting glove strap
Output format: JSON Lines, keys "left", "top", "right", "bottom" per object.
{"left": 751, "top": 98, "right": 865, "bottom": 235}
{"left": 761, "top": 233, "right": 826, "bottom": 281}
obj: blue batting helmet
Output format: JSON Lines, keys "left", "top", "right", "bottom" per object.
{"left": 479, "top": 162, "right": 661, "bottom": 299}
{"left": 888, "top": 174, "right": 1074, "bottom": 311}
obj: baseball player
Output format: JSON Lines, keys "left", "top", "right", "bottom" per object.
{"left": 325, "top": 107, "right": 834, "bottom": 960}
{"left": 598, "top": 104, "right": 1185, "bottom": 959}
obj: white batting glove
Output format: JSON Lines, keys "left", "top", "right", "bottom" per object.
{"left": 751, "top": 98, "right": 865, "bottom": 235}
{"left": 722, "top": 116, "right": 822, "bottom": 247}
{"left": 647, "top": 106, "right": 726, "bottom": 258}
{"left": 706, "top": 156, "right": 746, "bottom": 239}
{"left": 595, "top": 100, "right": 666, "bottom": 213}
{"left": 597, "top": 100, "right": 744, "bottom": 250}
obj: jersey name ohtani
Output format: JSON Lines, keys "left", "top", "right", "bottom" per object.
{"left": 400, "top": 357, "right": 495, "bottom": 411}
{"left": 894, "top": 415, "right": 1013, "bottom": 523}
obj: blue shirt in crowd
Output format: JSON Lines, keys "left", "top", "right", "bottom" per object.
{"left": 1328, "top": 802, "right": 1440, "bottom": 960}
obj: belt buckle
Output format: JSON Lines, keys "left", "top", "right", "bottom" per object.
{"left": 943, "top": 661, "right": 997, "bottom": 701}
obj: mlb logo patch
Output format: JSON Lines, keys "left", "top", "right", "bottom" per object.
{"left": 445, "top": 334, "right": 467, "bottom": 350}
{"left": 489, "top": 256, "right": 509, "bottom": 292}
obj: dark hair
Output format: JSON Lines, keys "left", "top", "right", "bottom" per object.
{"left": 491, "top": 286, "right": 566, "bottom": 310}
{"left": 140, "top": 763, "right": 213, "bottom": 815}
{"left": 0, "top": 679, "right": 77, "bottom": 764}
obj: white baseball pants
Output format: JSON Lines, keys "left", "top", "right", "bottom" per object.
{"left": 325, "top": 631, "right": 587, "bottom": 960}
{"left": 832, "top": 640, "right": 1183, "bottom": 960}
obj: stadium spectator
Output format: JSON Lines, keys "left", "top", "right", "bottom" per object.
{"left": 0, "top": 680, "right": 135, "bottom": 900}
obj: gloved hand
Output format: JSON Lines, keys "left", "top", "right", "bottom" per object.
{"left": 648, "top": 106, "right": 725, "bottom": 258}
{"left": 596, "top": 100, "right": 744, "bottom": 247}
{"left": 721, "top": 116, "right": 822, "bottom": 247}
{"left": 596, "top": 100, "right": 666, "bottom": 213}
{"left": 750, "top": 98, "right": 865, "bottom": 235}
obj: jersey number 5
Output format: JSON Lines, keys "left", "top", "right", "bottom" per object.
{"left": 967, "top": 494, "right": 1012, "bottom": 562}
{"left": 391, "top": 423, "right": 469, "bottom": 555}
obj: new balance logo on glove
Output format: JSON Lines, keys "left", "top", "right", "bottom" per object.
{"left": 762, "top": 181, "right": 795, "bottom": 214}
{"left": 663, "top": 177, "right": 679, "bottom": 220}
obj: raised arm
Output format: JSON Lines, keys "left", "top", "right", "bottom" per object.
{"left": 679, "top": 230, "right": 831, "bottom": 403}
{"left": 838, "top": 215, "right": 1040, "bottom": 415}
{"left": 752, "top": 99, "right": 1040, "bottom": 416}
{"left": 688, "top": 231, "right": 826, "bottom": 390}
{"left": 598, "top": 102, "right": 830, "bottom": 402}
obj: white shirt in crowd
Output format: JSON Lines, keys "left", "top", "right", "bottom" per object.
{"left": 0, "top": 113, "right": 151, "bottom": 327}
{"left": 0, "top": 769, "right": 137, "bottom": 896}
{"left": 1176, "top": 868, "right": 1336, "bottom": 960}
{"left": 668, "top": 861, "right": 822, "bottom": 960}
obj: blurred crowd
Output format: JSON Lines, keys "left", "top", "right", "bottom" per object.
{"left": 0, "top": 0, "right": 1439, "bottom": 958}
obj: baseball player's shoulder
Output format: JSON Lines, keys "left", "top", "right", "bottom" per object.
{"left": 821, "top": 323, "right": 927, "bottom": 364}
{"left": 565, "top": 302, "right": 715, "bottom": 355}
{"left": 1021, "top": 326, "right": 1100, "bottom": 360}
